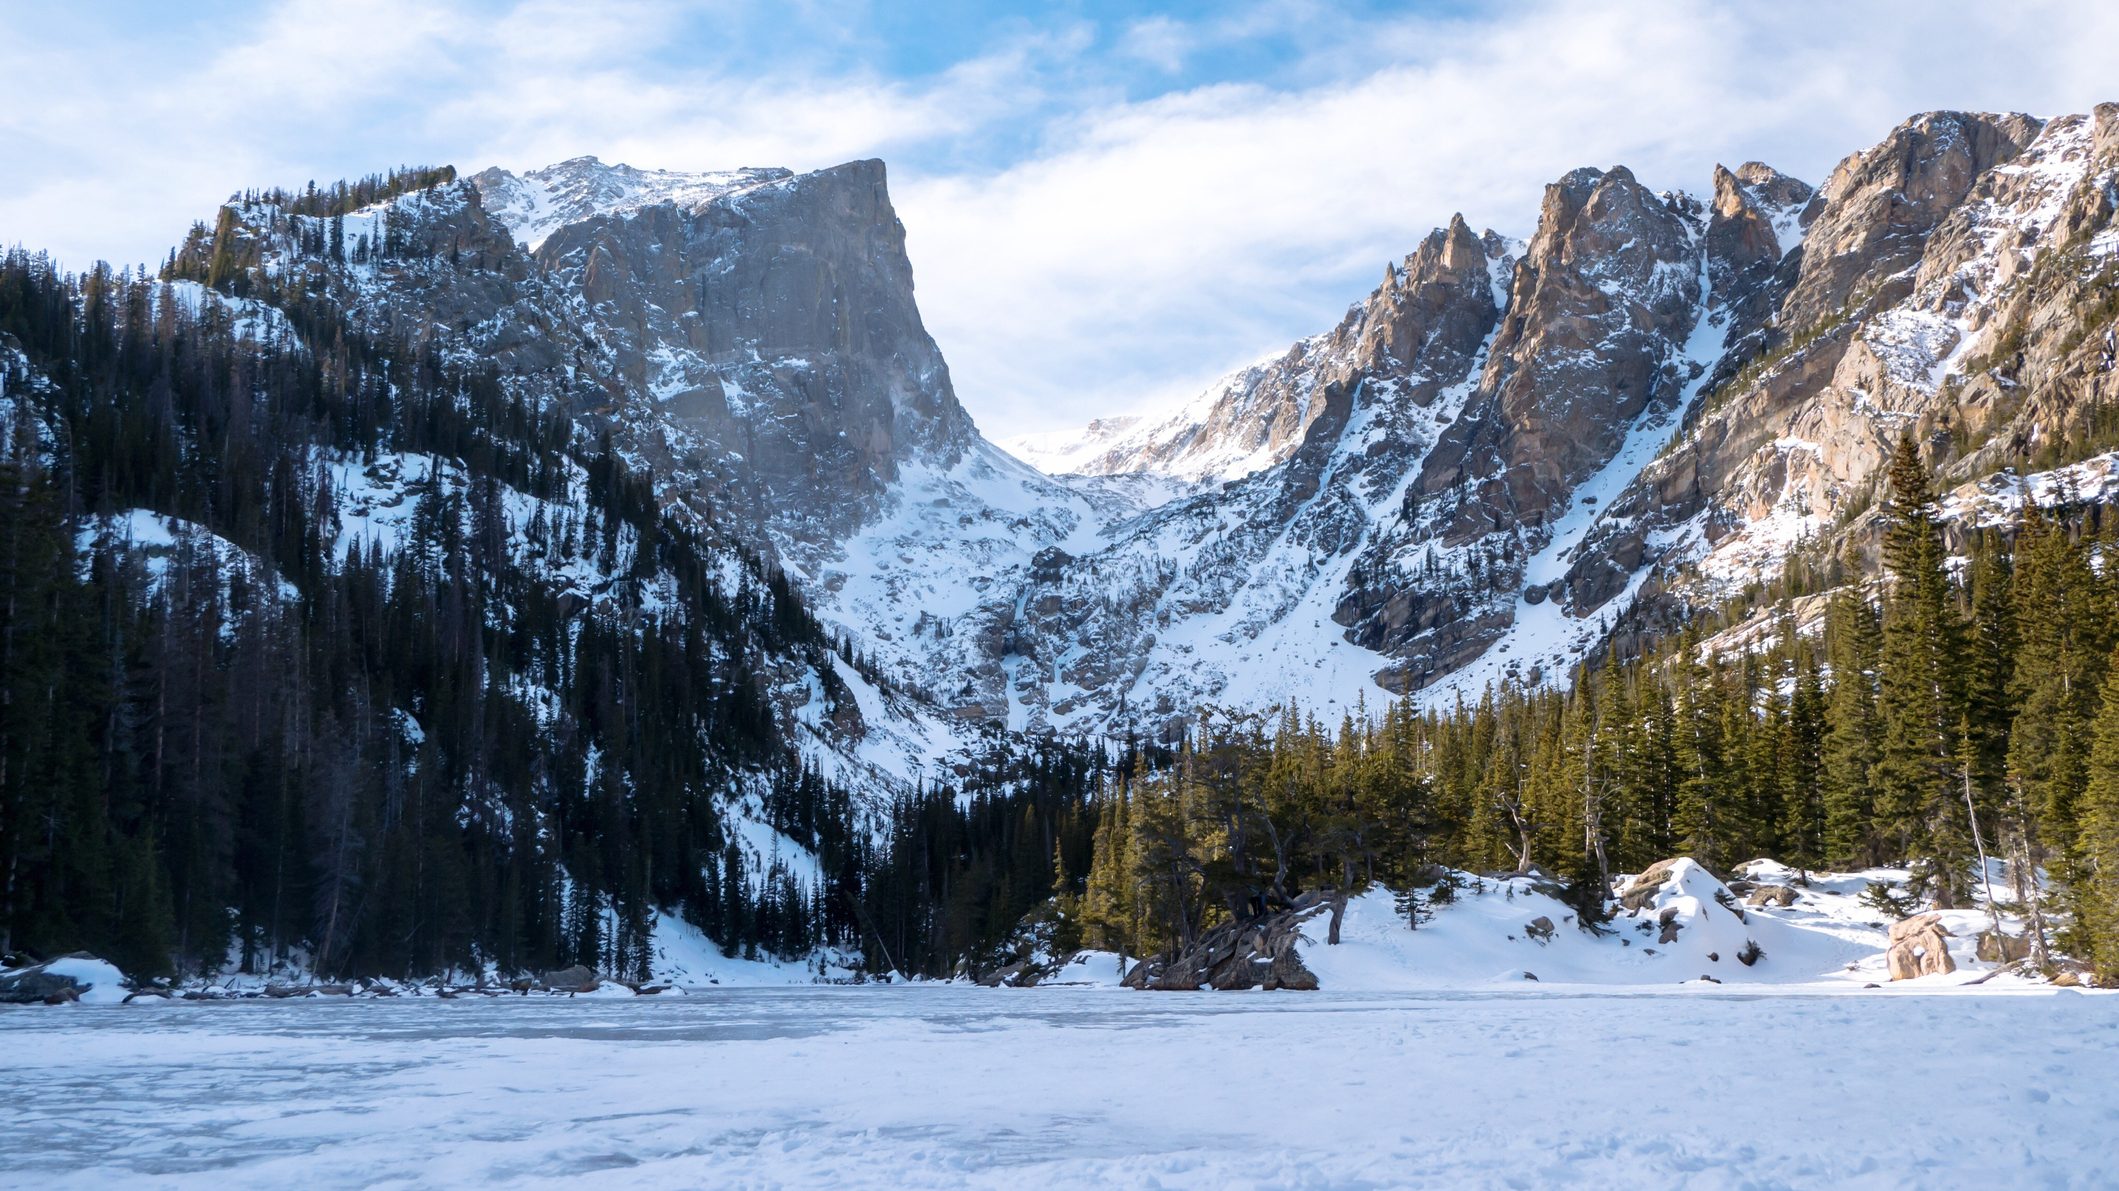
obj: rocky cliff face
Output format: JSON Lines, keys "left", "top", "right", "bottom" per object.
{"left": 162, "top": 107, "right": 2119, "bottom": 740}
{"left": 1577, "top": 106, "right": 2119, "bottom": 632}
{"left": 486, "top": 158, "right": 983, "bottom": 561}
{"left": 1012, "top": 105, "right": 2117, "bottom": 722}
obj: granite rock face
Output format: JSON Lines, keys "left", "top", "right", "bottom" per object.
{"left": 1579, "top": 105, "right": 2119, "bottom": 643}
{"left": 1777, "top": 111, "right": 2043, "bottom": 332}
{"left": 515, "top": 159, "right": 981, "bottom": 558}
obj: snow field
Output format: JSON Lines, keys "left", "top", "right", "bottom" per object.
{"left": 4, "top": 987, "right": 2114, "bottom": 1188}
{"left": 1300, "top": 860, "right": 2054, "bottom": 992}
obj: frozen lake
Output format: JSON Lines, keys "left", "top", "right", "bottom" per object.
{"left": 5, "top": 987, "right": 2115, "bottom": 1188}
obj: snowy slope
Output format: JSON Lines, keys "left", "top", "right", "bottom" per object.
{"left": 470, "top": 157, "right": 794, "bottom": 251}
{"left": 1297, "top": 860, "right": 2050, "bottom": 992}
{"left": 1013, "top": 341, "right": 1340, "bottom": 485}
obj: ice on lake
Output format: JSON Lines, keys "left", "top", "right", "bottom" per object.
{"left": 5, "top": 986, "right": 2117, "bottom": 1188}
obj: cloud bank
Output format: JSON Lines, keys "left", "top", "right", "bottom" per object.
{"left": 4, "top": 0, "right": 2115, "bottom": 438}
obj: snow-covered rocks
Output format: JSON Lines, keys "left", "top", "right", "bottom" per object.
{"left": 1615, "top": 858, "right": 1768, "bottom": 966}
{"left": 469, "top": 157, "right": 793, "bottom": 253}
{"left": 1039, "top": 950, "right": 1133, "bottom": 987}
{"left": 0, "top": 954, "right": 130, "bottom": 1004}
{"left": 1139, "top": 857, "right": 2070, "bottom": 992}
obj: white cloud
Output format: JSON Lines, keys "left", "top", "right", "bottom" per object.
{"left": 3, "top": 0, "right": 2114, "bottom": 440}
{"left": 0, "top": 0, "right": 1040, "bottom": 268}
{"left": 900, "top": 0, "right": 2119, "bottom": 436}
{"left": 1117, "top": 17, "right": 1191, "bottom": 73}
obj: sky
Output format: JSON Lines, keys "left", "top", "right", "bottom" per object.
{"left": 3, "top": 0, "right": 2116, "bottom": 440}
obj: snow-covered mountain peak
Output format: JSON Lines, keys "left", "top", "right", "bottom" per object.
{"left": 469, "top": 156, "right": 795, "bottom": 251}
{"left": 1022, "top": 218, "right": 1519, "bottom": 488}
{"left": 999, "top": 415, "right": 1147, "bottom": 476}
{"left": 153, "top": 104, "right": 2119, "bottom": 741}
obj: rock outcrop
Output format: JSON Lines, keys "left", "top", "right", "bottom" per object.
{"left": 1746, "top": 884, "right": 1798, "bottom": 908}
{"left": 516, "top": 158, "right": 982, "bottom": 560}
{"left": 0, "top": 957, "right": 88, "bottom": 1004}
{"left": 0, "top": 953, "right": 124, "bottom": 1004}
{"left": 1886, "top": 913, "right": 1958, "bottom": 980}
{"left": 1619, "top": 858, "right": 1694, "bottom": 911}
{"left": 1977, "top": 930, "right": 2033, "bottom": 964}
{"left": 539, "top": 964, "right": 601, "bottom": 993}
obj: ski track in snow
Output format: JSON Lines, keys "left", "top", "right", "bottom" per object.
{"left": 4, "top": 987, "right": 2114, "bottom": 1188}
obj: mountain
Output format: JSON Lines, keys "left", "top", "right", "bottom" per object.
{"left": 351, "top": 115, "right": 2118, "bottom": 743}
{"left": 1011, "top": 105, "right": 2119, "bottom": 716}
{"left": 6, "top": 104, "right": 2117, "bottom": 986}
{"left": 0, "top": 164, "right": 1109, "bottom": 985}
{"left": 1585, "top": 109, "right": 2119, "bottom": 630}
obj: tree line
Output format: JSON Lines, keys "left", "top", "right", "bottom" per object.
{"left": 1071, "top": 437, "right": 2119, "bottom": 981}
{"left": 0, "top": 242, "right": 1125, "bottom": 984}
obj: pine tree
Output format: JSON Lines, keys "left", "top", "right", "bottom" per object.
{"left": 1672, "top": 654, "right": 1730, "bottom": 873}
{"left": 1780, "top": 650, "right": 1829, "bottom": 874}
{"left": 1822, "top": 584, "right": 1883, "bottom": 864}
{"left": 2007, "top": 504, "right": 2109, "bottom": 925}
{"left": 1873, "top": 434, "right": 1971, "bottom": 900}
{"left": 2077, "top": 645, "right": 2119, "bottom": 979}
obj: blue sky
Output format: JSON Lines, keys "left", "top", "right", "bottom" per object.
{"left": 4, "top": 0, "right": 2116, "bottom": 439}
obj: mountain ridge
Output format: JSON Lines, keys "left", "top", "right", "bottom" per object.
{"left": 103, "top": 103, "right": 2119, "bottom": 742}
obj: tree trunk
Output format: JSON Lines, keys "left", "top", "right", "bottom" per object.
{"left": 1962, "top": 761, "right": 2002, "bottom": 941}
{"left": 1327, "top": 856, "right": 1355, "bottom": 945}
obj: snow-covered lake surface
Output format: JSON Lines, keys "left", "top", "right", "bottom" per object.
{"left": 6, "top": 987, "right": 2115, "bottom": 1188}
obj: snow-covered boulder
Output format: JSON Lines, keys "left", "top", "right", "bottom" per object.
{"left": 0, "top": 954, "right": 129, "bottom": 1004}
{"left": 1615, "top": 858, "right": 1767, "bottom": 967}
{"left": 1040, "top": 951, "right": 1134, "bottom": 987}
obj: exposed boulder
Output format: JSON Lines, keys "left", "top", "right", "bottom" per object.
{"left": 1746, "top": 884, "right": 1797, "bottom": 908}
{"left": 1885, "top": 913, "right": 1957, "bottom": 980}
{"left": 1977, "top": 930, "right": 2033, "bottom": 964}
{"left": 976, "top": 960, "right": 1033, "bottom": 989}
{"left": 540, "top": 964, "right": 601, "bottom": 993}
{"left": 1620, "top": 858, "right": 1691, "bottom": 911}
{"left": 1657, "top": 906, "right": 1683, "bottom": 945}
